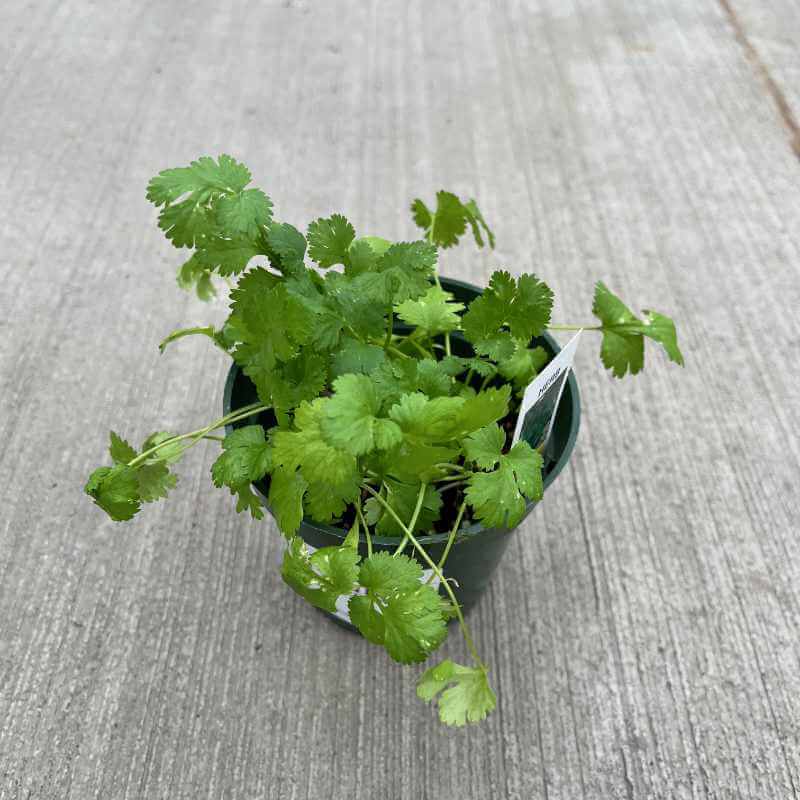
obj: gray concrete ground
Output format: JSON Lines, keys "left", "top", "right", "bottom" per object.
{"left": 1, "top": 1, "right": 799, "bottom": 798}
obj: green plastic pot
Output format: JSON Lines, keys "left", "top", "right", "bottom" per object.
{"left": 223, "top": 276, "right": 581, "bottom": 627}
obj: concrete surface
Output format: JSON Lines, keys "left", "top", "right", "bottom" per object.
{"left": 1, "top": 1, "right": 799, "bottom": 798}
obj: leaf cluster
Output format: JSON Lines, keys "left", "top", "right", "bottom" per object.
{"left": 85, "top": 155, "right": 686, "bottom": 727}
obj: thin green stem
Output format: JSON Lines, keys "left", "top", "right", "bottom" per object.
{"left": 385, "top": 344, "right": 411, "bottom": 360}
{"left": 436, "top": 479, "right": 467, "bottom": 493}
{"left": 434, "top": 462, "right": 468, "bottom": 475}
{"left": 355, "top": 504, "right": 372, "bottom": 558}
{"left": 407, "top": 338, "right": 434, "bottom": 359}
{"left": 479, "top": 373, "right": 493, "bottom": 391}
{"left": 361, "top": 484, "right": 484, "bottom": 668}
{"left": 127, "top": 402, "right": 267, "bottom": 468}
{"left": 547, "top": 324, "right": 601, "bottom": 332}
{"left": 384, "top": 308, "right": 394, "bottom": 349}
{"left": 397, "top": 328, "right": 425, "bottom": 343}
{"left": 427, "top": 225, "right": 444, "bottom": 292}
{"left": 432, "top": 473, "right": 467, "bottom": 484}
{"left": 424, "top": 222, "right": 452, "bottom": 358}
{"left": 158, "top": 326, "right": 225, "bottom": 354}
{"left": 201, "top": 434, "right": 225, "bottom": 443}
{"left": 389, "top": 482, "right": 427, "bottom": 558}
{"left": 436, "top": 498, "right": 468, "bottom": 573}
{"left": 464, "top": 367, "right": 475, "bottom": 387}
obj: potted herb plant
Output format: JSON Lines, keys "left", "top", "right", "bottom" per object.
{"left": 85, "top": 155, "right": 684, "bottom": 726}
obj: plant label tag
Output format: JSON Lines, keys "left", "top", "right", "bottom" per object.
{"left": 512, "top": 331, "right": 581, "bottom": 451}
{"left": 287, "top": 542, "right": 440, "bottom": 626}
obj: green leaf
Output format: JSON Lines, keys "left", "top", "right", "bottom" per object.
{"left": 321, "top": 374, "right": 402, "bottom": 456}
{"left": 146, "top": 154, "right": 251, "bottom": 206}
{"left": 411, "top": 192, "right": 494, "bottom": 250}
{"left": 349, "top": 595, "right": 386, "bottom": 645}
{"left": 389, "top": 393, "right": 465, "bottom": 442}
{"left": 307, "top": 214, "right": 356, "bottom": 268}
{"left": 155, "top": 197, "right": 211, "bottom": 248}
{"left": 281, "top": 535, "right": 360, "bottom": 613}
{"left": 416, "top": 660, "right": 496, "bottom": 726}
{"left": 380, "top": 441, "right": 459, "bottom": 483}
{"left": 346, "top": 237, "right": 391, "bottom": 279}
{"left": 498, "top": 342, "right": 549, "bottom": 389}
{"left": 461, "top": 271, "right": 553, "bottom": 354}
{"left": 109, "top": 431, "right": 137, "bottom": 465}
{"left": 106, "top": 432, "right": 179, "bottom": 504}
{"left": 410, "top": 198, "right": 432, "bottom": 231}
{"left": 310, "top": 543, "right": 360, "bottom": 595}
{"left": 324, "top": 271, "right": 387, "bottom": 339}
{"left": 331, "top": 337, "right": 387, "bottom": 378}
{"left": 358, "top": 551, "right": 423, "bottom": 593}
{"left": 395, "top": 286, "right": 464, "bottom": 335}
{"left": 304, "top": 479, "right": 348, "bottom": 522}
{"left": 268, "top": 467, "right": 308, "bottom": 536}
{"left": 436, "top": 355, "right": 468, "bottom": 377}
{"left": 463, "top": 424, "right": 506, "bottom": 469}
{"left": 454, "top": 386, "right": 511, "bottom": 437}
{"left": 136, "top": 461, "right": 177, "bottom": 502}
{"left": 431, "top": 190, "right": 467, "bottom": 248}
{"left": 282, "top": 268, "right": 346, "bottom": 350}
{"left": 465, "top": 440, "right": 543, "bottom": 528}
{"left": 228, "top": 266, "right": 281, "bottom": 315}
{"left": 463, "top": 199, "right": 495, "bottom": 249}
{"left": 342, "top": 519, "right": 360, "bottom": 550}
{"left": 349, "top": 553, "right": 447, "bottom": 663}
{"left": 345, "top": 239, "right": 379, "bottom": 276}
{"left": 413, "top": 359, "right": 453, "bottom": 398}
{"left": 85, "top": 465, "right": 141, "bottom": 521}
{"left": 358, "top": 236, "right": 392, "bottom": 256}
{"left": 211, "top": 425, "right": 272, "bottom": 488}
{"left": 230, "top": 482, "right": 264, "bottom": 519}
{"left": 216, "top": 188, "right": 273, "bottom": 238}
{"left": 381, "top": 586, "right": 448, "bottom": 664}
{"left": 592, "top": 282, "right": 685, "bottom": 378}
{"left": 352, "top": 241, "right": 437, "bottom": 304}
{"left": 465, "top": 358, "right": 498, "bottom": 379}
{"left": 176, "top": 254, "right": 217, "bottom": 301}
{"left": 146, "top": 154, "right": 254, "bottom": 248}
{"left": 504, "top": 443, "right": 542, "bottom": 499}
{"left": 269, "top": 351, "right": 328, "bottom": 412}
{"left": 232, "top": 283, "right": 314, "bottom": 404}
{"left": 194, "top": 234, "right": 261, "bottom": 276}
{"left": 372, "top": 359, "right": 453, "bottom": 407}
{"left": 272, "top": 399, "right": 361, "bottom": 495}
{"left": 266, "top": 222, "right": 307, "bottom": 269}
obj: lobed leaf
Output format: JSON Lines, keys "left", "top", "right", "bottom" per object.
{"left": 307, "top": 214, "right": 356, "bottom": 268}
{"left": 211, "top": 425, "right": 272, "bottom": 489}
{"left": 462, "top": 270, "right": 553, "bottom": 355}
{"left": 281, "top": 535, "right": 360, "bottom": 613}
{"left": 416, "top": 660, "right": 497, "bottom": 726}
{"left": 321, "top": 374, "right": 402, "bottom": 456}
{"left": 592, "top": 282, "right": 685, "bottom": 378}
{"left": 349, "top": 553, "right": 447, "bottom": 664}
{"left": 395, "top": 285, "right": 464, "bottom": 336}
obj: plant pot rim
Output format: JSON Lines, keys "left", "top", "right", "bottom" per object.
{"left": 223, "top": 274, "right": 581, "bottom": 545}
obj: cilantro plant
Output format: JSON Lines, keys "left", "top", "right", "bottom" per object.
{"left": 85, "top": 155, "right": 684, "bottom": 726}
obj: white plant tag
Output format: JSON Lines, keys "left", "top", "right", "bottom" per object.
{"left": 512, "top": 331, "right": 582, "bottom": 450}
{"left": 293, "top": 542, "right": 440, "bottom": 626}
